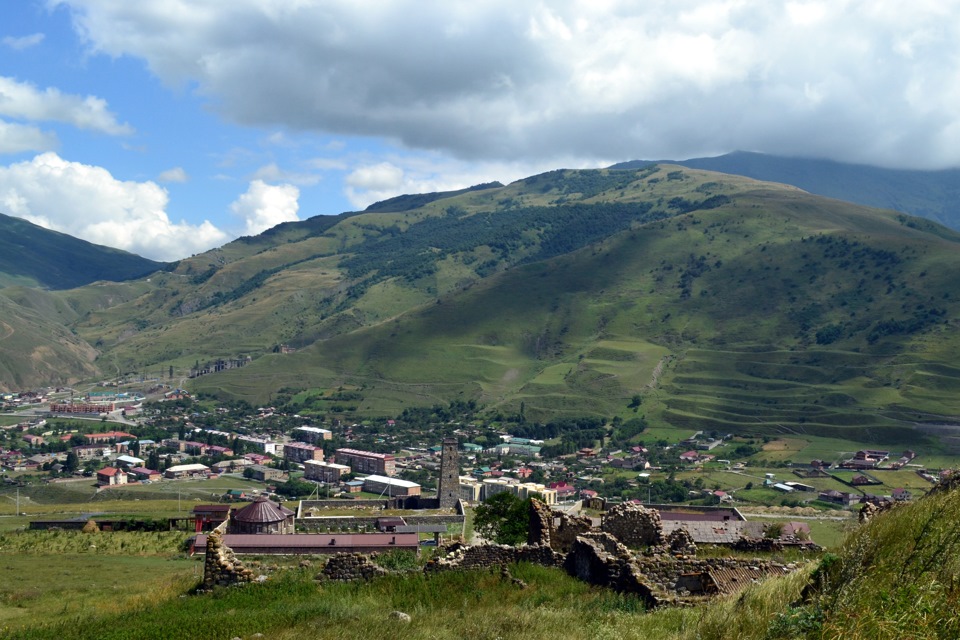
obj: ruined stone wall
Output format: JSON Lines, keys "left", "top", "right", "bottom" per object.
{"left": 562, "top": 535, "right": 658, "bottom": 607}
{"left": 424, "top": 543, "right": 563, "bottom": 573}
{"left": 202, "top": 532, "right": 254, "bottom": 589}
{"left": 319, "top": 553, "right": 388, "bottom": 581}
{"left": 601, "top": 502, "right": 663, "bottom": 548}
{"left": 666, "top": 527, "right": 697, "bottom": 555}
{"left": 733, "top": 538, "right": 784, "bottom": 553}
{"left": 635, "top": 556, "right": 793, "bottom": 599}
{"left": 528, "top": 499, "right": 594, "bottom": 552}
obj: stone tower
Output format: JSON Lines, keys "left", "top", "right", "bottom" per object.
{"left": 437, "top": 437, "right": 460, "bottom": 509}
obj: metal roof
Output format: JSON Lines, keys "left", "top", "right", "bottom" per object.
{"left": 232, "top": 496, "right": 294, "bottom": 523}
{"left": 195, "top": 532, "right": 419, "bottom": 549}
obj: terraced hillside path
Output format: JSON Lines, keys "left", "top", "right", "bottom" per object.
{"left": 0, "top": 321, "right": 13, "bottom": 341}
{"left": 648, "top": 354, "right": 673, "bottom": 389}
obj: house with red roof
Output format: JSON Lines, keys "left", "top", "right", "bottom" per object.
{"left": 96, "top": 466, "right": 128, "bottom": 487}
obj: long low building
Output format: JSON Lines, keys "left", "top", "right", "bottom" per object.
{"left": 164, "top": 463, "right": 210, "bottom": 479}
{"left": 192, "top": 533, "right": 419, "bottom": 555}
{"left": 362, "top": 474, "right": 421, "bottom": 497}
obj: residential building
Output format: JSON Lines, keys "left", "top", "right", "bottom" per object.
{"left": 283, "top": 442, "right": 324, "bottom": 464}
{"left": 303, "top": 460, "right": 350, "bottom": 483}
{"left": 294, "top": 426, "right": 332, "bottom": 443}
{"left": 335, "top": 448, "right": 396, "bottom": 476}
{"left": 247, "top": 464, "right": 283, "bottom": 482}
{"left": 85, "top": 431, "right": 135, "bottom": 444}
{"left": 97, "top": 466, "right": 128, "bottom": 487}
{"left": 459, "top": 476, "right": 483, "bottom": 502}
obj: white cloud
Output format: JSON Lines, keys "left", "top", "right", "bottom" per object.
{"left": 230, "top": 180, "right": 300, "bottom": 236}
{"left": 2, "top": 33, "right": 45, "bottom": 51}
{"left": 341, "top": 155, "right": 588, "bottom": 210}
{"left": 0, "top": 76, "right": 132, "bottom": 136}
{"left": 346, "top": 163, "right": 404, "bottom": 191}
{"left": 157, "top": 166, "right": 188, "bottom": 183}
{"left": 55, "top": 1, "right": 960, "bottom": 168}
{"left": 0, "top": 120, "right": 58, "bottom": 154}
{"left": 251, "top": 162, "right": 321, "bottom": 186}
{"left": 0, "top": 152, "right": 227, "bottom": 261}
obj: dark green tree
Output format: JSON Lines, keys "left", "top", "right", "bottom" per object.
{"left": 473, "top": 492, "right": 530, "bottom": 545}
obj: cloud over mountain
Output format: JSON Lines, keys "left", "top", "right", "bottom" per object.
{"left": 0, "top": 152, "right": 227, "bottom": 261}
{"left": 58, "top": 0, "right": 960, "bottom": 169}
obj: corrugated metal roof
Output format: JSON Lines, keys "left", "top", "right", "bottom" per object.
{"left": 708, "top": 565, "right": 790, "bottom": 595}
{"left": 662, "top": 520, "right": 744, "bottom": 545}
{"left": 232, "top": 496, "right": 291, "bottom": 523}
{"left": 196, "top": 533, "right": 419, "bottom": 549}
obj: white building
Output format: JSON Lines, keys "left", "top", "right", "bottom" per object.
{"left": 294, "top": 426, "right": 333, "bottom": 443}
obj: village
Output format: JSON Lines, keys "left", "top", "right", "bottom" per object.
{"left": 0, "top": 382, "right": 943, "bottom": 559}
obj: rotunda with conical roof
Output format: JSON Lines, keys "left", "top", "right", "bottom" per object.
{"left": 228, "top": 495, "right": 295, "bottom": 534}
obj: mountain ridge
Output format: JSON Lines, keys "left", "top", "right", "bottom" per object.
{"left": 611, "top": 151, "right": 960, "bottom": 230}
{"left": 2, "top": 165, "right": 960, "bottom": 446}
{"left": 0, "top": 212, "right": 166, "bottom": 290}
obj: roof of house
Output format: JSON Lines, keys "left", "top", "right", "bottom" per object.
{"left": 192, "top": 504, "right": 230, "bottom": 515}
{"left": 97, "top": 466, "right": 124, "bottom": 476}
{"left": 166, "top": 463, "right": 210, "bottom": 473}
{"left": 193, "top": 532, "right": 419, "bottom": 551}
{"left": 232, "top": 496, "right": 294, "bottom": 523}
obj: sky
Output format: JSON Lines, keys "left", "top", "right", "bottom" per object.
{"left": 2, "top": 1, "right": 960, "bottom": 261}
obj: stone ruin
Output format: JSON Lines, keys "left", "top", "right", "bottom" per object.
{"left": 601, "top": 502, "right": 663, "bottom": 548}
{"left": 528, "top": 498, "right": 594, "bottom": 552}
{"left": 320, "top": 553, "right": 388, "bottom": 581}
{"left": 201, "top": 500, "right": 801, "bottom": 607}
{"left": 666, "top": 527, "right": 697, "bottom": 555}
{"left": 202, "top": 531, "right": 255, "bottom": 589}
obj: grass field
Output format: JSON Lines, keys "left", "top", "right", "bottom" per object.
{"left": 0, "top": 476, "right": 265, "bottom": 520}
{"left": 1, "top": 559, "right": 816, "bottom": 640}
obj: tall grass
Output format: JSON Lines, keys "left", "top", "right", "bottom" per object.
{"left": 770, "top": 486, "right": 960, "bottom": 639}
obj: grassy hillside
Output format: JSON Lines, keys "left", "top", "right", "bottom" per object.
{"left": 191, "top": 170, "right": 960, "bottom": 439}
{"left": 0, "top": 212, "right": 165, "bottom": 290}
{"left": 4, "top": 165, "right": 960, "bottom": 441}
{"left": 613, "top": 151, "right": 960, "bottom": 230}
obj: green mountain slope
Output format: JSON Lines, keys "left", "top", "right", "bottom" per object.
{"left": 178, "top": 167, "right": 960, "bottom": 441}
{"left": 0, "top": 293, "right": 99, "bottom": 391}
{"left": 7, "top": 165, "right": 960, "bottom": 442}
{"left": 612, "top": 151, "right": 960, "bottom": 230}
{"left": 0, "top": 212, "right": 165, "bottom": 290}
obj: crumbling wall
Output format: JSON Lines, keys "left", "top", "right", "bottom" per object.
{"left": 733, "top": 537, "right": 784, "bottom": 553}
{"left": 527, "top": 499, "right": 594, "bottom": 552}
{"left": 666, "top": 527, "right": 697, "bottom": 555}
{"left": 319, "top": 553, "right": 388, "bottom": 581}
{"left": 424, "top": 543, "right": 563, "bottom": 573}
{"left": 562, "top": 535, "right": 658, "bottom": 607}
{"left": 635, "top": 556, "right": 793, "bottom": 599}
{"left": 203, "top": 532, "right": 254, "bottom": 589}
{"left": 601, "top": 502, "right": 663, "bottom": 548}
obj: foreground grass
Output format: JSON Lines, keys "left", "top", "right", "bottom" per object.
{"left": 2, "top": 560, "right": 819, "bottom": 640}
{"left": 13, "top": 483, "right": 960, "bottom": 639}
{"left": 0, "top": 555, "right": 198, "bottom": 630}
{"left": 781, "top": 484, "right": 960, "bottom": 639}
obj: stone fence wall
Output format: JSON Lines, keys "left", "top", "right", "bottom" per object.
{"left": 298, "top": 514, "right": 464, "bottom": 532}
{"left": 424, "top": 543, "right": 563, "bottom": 573}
